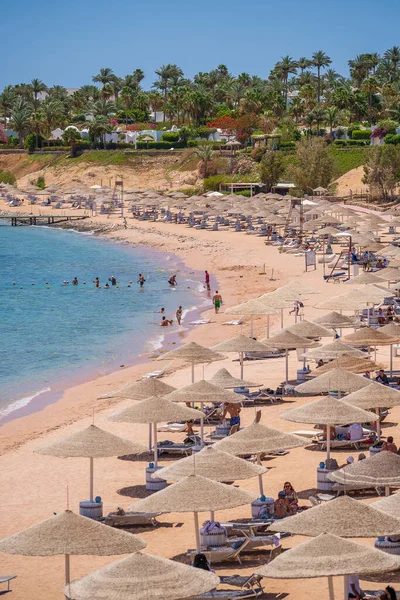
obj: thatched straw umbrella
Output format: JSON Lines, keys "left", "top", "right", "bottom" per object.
{"left": 254, "top": 532, "right": 400, "bottom": 600}
{"left": 378, "top": 322, "right": 400, "bottom": 375}
{"left": 310, "top": 355, "right": 385, "bottom": 375}
{"left": 165, "top": 379, "right": 242, "bottom": 404}
{"left": 294, "top": 367, "right": 370, "bottom": 396}
{"left": 283, "top": 320, "right": 333, "bottom": 339}
{"left": 153, "top": 445, "right": 267, "bottom": 497}
{"left": 261, "top": 331, "right": 319, "bottom": 383}
{"left": 99, "top": 378, "right": 176, "bottom": 400}
{"left": 280, "top": 397, "right": 376, "bottom": 460}
{"left": 372, "top": 492, "right": 400, "bottom": 517}
{"left": 344, "top": 382, "right": 400, "bottom": 440}
{"left": 108, "top": 397, "right": 203, "bottom": 471}
{"left": 303, "top": 340, "right": 366, "bottom": 361}
{"left": 342, "top": 327, "right": 398, "bottom": 367}
{"left": 63, "top": 551, "right": 219, "bottom": 600}
{"left": 375, "top": 268, "right": 400, "bottom": 282}
{"left": 35, "top": 425, "right": 146, "bottom": 504}
{"left": 158, "top": 342, "right": 226, "bottom": 383}
{"left": 0, "top": 510, "right": 145, "bottom": 589}
{"left": 269, "top": 495, "right": 400, "bottom": 537}
{"left": 128, "top": 474, "right": 257, "bottom": 552}
{"left": 313, "top": 312, "right": 356, "bottom": 330}
{"left": 212, "top": 335, "right": 270, "bottom": 379}
{"left": 225, "top": 298, "right": 278, "bottom": 337}
{"left": 208, "top": 367, "right": 262, "bottom": 389}
{"left": 344, "top": 272, "right": 385, "bottom": 286}
{"left": 328, "top": 451, "right": 400, "bottom": 495}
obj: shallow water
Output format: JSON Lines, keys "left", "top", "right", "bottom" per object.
{"left": 0, "top": 225, "right": 203, "bottom": 419}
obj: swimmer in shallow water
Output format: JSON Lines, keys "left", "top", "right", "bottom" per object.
{"left": 160, "top": 316, "right": 173, "bottom": 327}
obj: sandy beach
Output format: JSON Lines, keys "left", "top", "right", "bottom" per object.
{"left": 1, "top": 205, "right": 399, "bottom": 600}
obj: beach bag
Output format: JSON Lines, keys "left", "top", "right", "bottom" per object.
{"left": 200, "top": 520, "right": 227, "bottom": 547}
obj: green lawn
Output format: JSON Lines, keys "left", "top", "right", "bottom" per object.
{"left": 279, "top": 147, "right": 368, "bottom": 180}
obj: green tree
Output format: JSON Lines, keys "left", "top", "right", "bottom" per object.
{"left": 297, "top": 57, "right": 311, "bottom": 74}
{"left": 31, "top": 78, "right": 47, "bottom": 110}
{"left": 312, "top": 50, "right": 332, "bottom": 102}
{"left": 10, "top": 98, "right": 32, "bottom": 146}
{"left": 384, "top": 47, "right": 400, "bottom": 81}
{"left": 120, "top": 86, "right": 136, "bottom": 125}
{"left": 0, "top": 86, "right": 16, "bottom": 128}
{"left": 274, "top": 56, "right": 298, "bottom": 107}
{"left": 195, "top": 143, "right": 214, "bottom": 178}
{"left": 326, "top": 106, "right": 339, "bottom": 137}
{"left": 363, "top": 145, "right": 400, "bottom": 200}
{"left": 92, "top": 68, "right": 115, "bottom": 88}
{"left": 62, "top": 127, "right": 81, "bottom": 157}
{"left": 87, "top": 115, "right": 112, "bottom": 148}
{"left": 291, "top": 137, "right": 334, "bottom": 193}
{"left": 260, "top": 151, "right": 285, "bottom": 191}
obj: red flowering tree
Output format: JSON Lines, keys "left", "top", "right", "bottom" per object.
{"left": 207, "top": 114, "right": 259, "bottom": 144}
{"left": 126, "top": 123, "right": 155, "bottom": 131}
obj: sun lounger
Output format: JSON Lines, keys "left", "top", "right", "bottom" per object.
{"left": 222, "top": 317, "right": 244, "bottom": 326}
{"left": 293, "top": 430, "right": 323, "bottom": 438}
{"left": 104, "top": 511, "right": 159, "bottom": 527}
{"left": 331, "top": 482, "right": 383, "bottom": 496}
{"left": 241, "top": 390, "right": 277, "bottom": 405}
{"left": 227, "top": 534, "right": 279, "bottom": 551}
{"left": 220, "top": 521, "right": 274, "bottom": 537}
{"left": 244, "top": 350, "right": 285, "bottom": 360}
{"left": 0, "top": 576, "right": 16, "bottom": 592}
{"left": 138, "top": 362, "right": 172, "bottom": 379}
{"left": 207, "top": 424, "right": 240, "bottom": 440}
{"left": 157, "top": 423, "right": 186, "bottom": 433}
{"left": 315, "top": 437, "right": 369, "bottom": 451}
{"left": 189, "top": 319, "right": 211, "bottom": 325}
{"left": 187, "top": 538, "right": 252, "bottom": 564}
{"left": 193, "top": 575, "right": 264, "bottom": 600}
{"left": 157, "top": 440, "right": 196, "bottom": 456}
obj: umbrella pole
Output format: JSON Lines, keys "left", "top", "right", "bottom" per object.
{"left": 192, "top": 360, "right": 195, "bottom": 384}
{"left": 390, "top": 344, "right": 393, "bottom": 378}
{"left": 280, "top": 308, "right": 283, "bottom": 329}
{"left": 240, "top": 352, "right": 244, "bottom": 379}
{"left": 267, "top": 314, "right": 270, "bottom": 339}
{"left": 153, "top": 422, "right": 158, "bottom": 468}
{"left": 257, "top": 453, "right": 264, "bottom": 495}
{"left": 326, "top": 426, "right": 331, "bottom": 461}
{"left": 89, "top": 457, "right": 94, "bottom": 503}
{"left": 376, "top": 409, "right": 381, "bottom": 442}
{"left": 148, "top": 424, "right": 152, "bottom": 452}
{"left": 194, "top": 512, "right": 201, "bottom": 552}
{"left": 285, "top": 349, "right": 289, "bottom": 384}
{"left": 385, "top": 486, "right": 390, "bottom": 497}
{"left": 343, "top": 575, "right": 349, "bottom": 600}
{"left": 200, "top": 415, "right": 204, "bottom": 447}
{"left": 328, "top": 576, "right": 335, "bottom": 600}
{"left": 65, "top": 554, "right": 70, "bottom": 585}
{"left": 250, "top": 316, "right": 254, "bottom": 338}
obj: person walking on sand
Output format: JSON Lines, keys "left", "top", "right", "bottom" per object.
{"left": 205, "top": 270, "right": 210, "bottom": 291}
{"left": 176, "top": 305, "right": 183, "bottom": 325}
{"left": 137, "top": 274, "right": 146, "bottom": 288}
{"left": 213, "top": 290, "right": 222, "bottom": 314}
{"left": 123, "top": 217, "right": 127, "bottom": 229}
{"left": 289, "top": 299, "right": 301, "bottom": 316}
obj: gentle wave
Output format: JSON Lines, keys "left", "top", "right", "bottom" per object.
{"left": 0, "top": 387, "right": 51, "bottom": 419}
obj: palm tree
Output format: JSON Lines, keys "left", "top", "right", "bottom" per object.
{"left": 31, "top": 78, "right": 47, "bottom": 110}
{"left": 40, "top": 100, "right": 64, "bottom": 136}
{"left": 361, "top": 76, "right": 380, "bottom": 106}
{"left": 0, "top": 86, "right": 16, "bottom": 128}
{"left": 312, "top": 50, "right": 332, "bottom": 102}
{"left": 274, "top": 56, "right": 298, "bottom": 107}
{"left": 120, "top": 86, "right": 136, "bottom": 126}
{"left": 325, "top": 106, "right": 338, "bottom": 137}
{"left": 289, "top": 97, "right": 305, "bottom": 123}
{"left": 62, "top": 127, "right": 81, "bottom": 157}
{"left": 348, "top": 55, "right": 369, "bottom": 88}
{"left": 87, "top": 115, "right": 112, "bottom": 149}
{"left": 29, "top": 111, "right": 46, "bottom": 148}
{"left": 311, "top": 106, "right": 327, "bottom": 132}
{"left": 204, "top": 70, "right": 219, "bottom": 105}
{"left": 10, "top": 98, "right": 31, "bottom": 146}
{"left": 365, "top": 53, "right": 380, "bottom": 74}
{"left": 384, "top": 47, "right": 400, "bottom": 81}
{"left": 304, "top": 111, "right": 315, "bottom": 135}
{"left": 298, "top": 57, "right": 311, "bottom": 74}
{"left": 92, "top": 68, "right": 115, "bottom": 88}
{"left": 133, "top": 69, "right": 145, "bottom": 84}
{"left": 109, "top": 76, "right": 124, "bottom": 101}
{"left": 148, "top": 91, "right": 164, "bottom": 124}
{"left": 195, "top": 143, "right": 214, "bottom": 178}
{"left": 14, "top": 83, "right": 33, "bottom": 101}
{"left": 91, "top": 98, "right": 116, "bottom": 117}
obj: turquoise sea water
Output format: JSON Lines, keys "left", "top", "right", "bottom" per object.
{"left": 0, "top": 225, "right": 203, "bottom": 420}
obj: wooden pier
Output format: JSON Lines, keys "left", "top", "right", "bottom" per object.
{"left": 0, "top": 214, "right": 90, "bottom": 226}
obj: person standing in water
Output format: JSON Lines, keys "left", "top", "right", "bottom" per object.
{"left": 213, "top": 290, "right": 222, "bottom": 314}
{"left": 95, "top": 277, "right": 100, "bottom": 288}
{"left": 205, "top": 270, "right": 210, "bottom": 291}
{"left": 168, "top": 274, "right": 177, "bottom": 286}
{"left": 110, "top": 275, "right": 117, "bottom": 286}
{"left": 176, "top": 306, "right": 183, "bottom": 325}
{"left": 137, "top": 274, "right": 145, "bottom": 288}
{"left": 72, "top": 277, "right": 78, "bottom": 285}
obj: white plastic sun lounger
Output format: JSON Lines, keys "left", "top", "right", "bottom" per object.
{"left": 0, "top": 576, "right": 16, "bottom": 591}
{"left": 189, "top": 319, "right": 211, "bottom": 325}
{"left": 222, "top": 317, "right": 244, "bottom": 326}
{"left": 138, "top": 362, "right": 172, "bottom": 379}
{"left": 157, "top": 423, "right": 186, "bottom": 433}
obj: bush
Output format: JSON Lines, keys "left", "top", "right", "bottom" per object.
{"left": 24, "top": 134, "right": 36, "bottom": 151}
{"left": 187, "top": 140, "right": 199, "bottom": 148}
{"left": 193, "top": 126, "right": 217, "bottom": 139}
{"left": 384, "top": 134, "right": 400, "bottom": 145}
{"left": 251, "top": 146, "right": 267, "bottom": 162}
{"left": 7, "top": 136, "right": 19, "bottom": 147}
{"left": 352, "top": 130, "right": 372, "bottom": 140}
{"left": 136, "top": 141, "right": 185, "bottom": 149}
{"left": 333, "top": 139, "right": 347, "bottom": 146}
{"left": 203, "top": 174, "right": 229, "bottom": 191}
{"left": 378, "top": 119, "right": 398, "bottom": 135}
{"left": 76, "top": 140, "right": 91, "bottom": 150}
{"left": 346, "top": 139, "right": 367, "bottom": 146}
{"left": 161, "top": 132, "right": 180, "bottom": 142}
{"left": 36, "top": 175, "right": 45, "bottom": 189}
{"left": 279, "top": 141, "right": 296, "bottom": 150}
{"left": 0, "top": 170, "right": 16, "bottom": 184}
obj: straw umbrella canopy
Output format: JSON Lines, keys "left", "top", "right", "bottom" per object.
{"left": 310, "top": 355, "right": 385, "bottom": 375}
{"left": 342, "top": 327, "right": 398, "bottom": 347}
{"left": 108, "top": 397, "right": 204, "bottom": 466}
{"left": 372, "top": 492, "right": 400, "bottom": 518}
{"left": 303, "top": 340, "right": 366, "bottom": 361}
{"left": 63, "top": 551, "right": 219, "bottom": 600}
{"left": 35, "top": 425, "right": 146, "bottom": 503}
{"left": 224, "top": 298, "right": 278, "bottom": 337}
{"left": 212, "top": 335, "right": 270, "bottom": 379}
{"left": 254, "top": 532, "right": 400, "bottom": 600}
{"left": 214, "top": 413, "right": 306, "bottom": 459}
{"left": 128, "top": 474, "right": 257, "bottom": 552}
{"left": 269, "top": 495, "right": 400, "bottom": 537}
{"left": 164, "top": 379, "right": 242, "bottom": 405}
{"left": 153, "top": 445, "right": 267, "bottom": 485}
{"left": 283, "top": 320, "right": 333, "bottom": 339}
{"left": 0, "top": 510, "right": 145, "bottom": 588}
{"left": 317, "top": 227, "right": 341, "bottom": 236}
{"left": 328, "top": 451, "right": 400, "bottom": 495}
{"left": 157, "top": 342, "right": 226, "bottom": 383}
{"left": 294, "top": 367, "right": 370, "bottom": 396}
{"left": 280, "top": 396, "right": 377, "bottom": 459}
{"left": 313, "top": 312, "right": 356, "bottom": 329}
{"left": 342, "top": 382, "right": 400, "bottom": 440}
{"left": 344, "top": 272, "right": 385, "bottom": 286}
{"left": 375, "top": 268, "right": 400, "bottom": 282}
{"left": 208, "top": 367, "right": 262, "bottom": 389}
{"left": 378, "top": 322, "right": 400, "bottom": 375}
{"left": 99, "top": 378, "right": 176, "bottom": 400}
{"left": 261, "top": 331, "right": 320, "bottom": 383}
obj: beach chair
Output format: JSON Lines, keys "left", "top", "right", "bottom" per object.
{"left": 220, "top": 520, "right": 274, "bottom": 537}
{"left": 189, "top": 319, "right": 211, "bottom": 326}
{"left": 241, "top": 390, "right": 277, "bottom": 405}
{"left": 193, "top": 575, "right": 265, "bottom": 600}
{"left": 104, "top": 510, "right": 159, "bottom": 527}
{"left": 187, "top": 538, "right": 252, "bottom": 565}
{"left": 315, "top": 437, "right": 369, "bottom": 451}
{"left": 0, "top": 576, "right": 16, "bottom": 592}
{"left": 138, "top": 362, "right": 172, "bottom": 379}
{"left": 157, "top": 438, "right": 197, "bottom": 456}
{"left": 207, "top": 424, "right": 240, "bottom": 441}
{"left": 157, "top": 423, "right": 186, "bottom": 433}
{"left": 222, "top": 317, "right": 244, "bottom": 326}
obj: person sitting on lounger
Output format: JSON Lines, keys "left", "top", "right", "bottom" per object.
{"left": 274, "top": 491, "right": 289, "bottom": 518}
{"left": 348, "top": 574, "right": 365, "bottom": 600}
{"left": 283, "top": 482, "right": 298, "bottom": 514}
{"left": 380, "top": 586, "right": 396, "bottom": 600}
{"left": 376, "top": 369, "right": 390, "bottom": 385}
{"left": 193, "top": 553, "right": 215, "bottom": 572}
{"left": 382, "top": 436, "right": 398, "bottom": 453}
{"left": 347, "top": 423, "right": 363, "bottom": 441}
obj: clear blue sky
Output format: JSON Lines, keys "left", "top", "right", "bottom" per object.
{"left": 2, "top": 0, "right": 399, "bottom": 90}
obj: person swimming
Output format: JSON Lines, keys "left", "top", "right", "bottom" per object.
{"left": 109, "top": 275, "right": 117, "bottom": 286}
{"left": 160, "top": 316, "right": 173, "bottom": 327}
{"left": 168, "top": 274, "right": 177, "bottom": 286}
{"left": 72, "top": 277, "right": 78, "bottom": 285}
